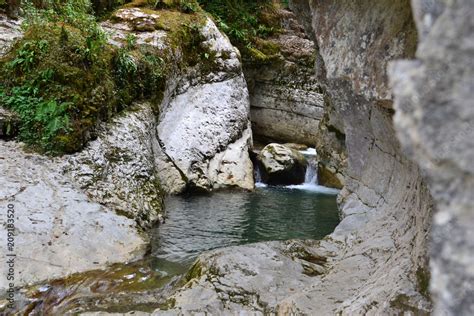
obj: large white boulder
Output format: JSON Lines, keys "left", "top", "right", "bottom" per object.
{"left": 156, "top": 19, "right": 254, "bottom": 193}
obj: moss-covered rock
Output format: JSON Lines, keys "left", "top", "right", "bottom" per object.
{"left": 0, "top": 1, "right": 210, "bottom": 154}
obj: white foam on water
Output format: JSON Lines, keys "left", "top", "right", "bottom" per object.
{"left": 254, "top": 146, "right": 339, "bottom": 194}
{"left": 285, "top": 183, "right": 340, "bottom": 194}
{"left": 299, "top": 147, "right": 317, "bottom": 156}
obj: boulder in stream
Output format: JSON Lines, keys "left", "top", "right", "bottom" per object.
{"left": 257, "top": 143, "right": 307, "bottom": 185}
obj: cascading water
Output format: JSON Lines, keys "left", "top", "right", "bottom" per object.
{"left": 256, "top": 148, "right": 340, "bottom": 194}
{"left": 304, "top": 156, "right": 318, "bottom": 184}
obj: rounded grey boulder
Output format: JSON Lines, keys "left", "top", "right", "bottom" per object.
{"left": 257, "top": 143, "right": 307, "bottom": 185}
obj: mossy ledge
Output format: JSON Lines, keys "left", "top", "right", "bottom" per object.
{"left": 0, "top": 0, "right": 211, "bottom": 155}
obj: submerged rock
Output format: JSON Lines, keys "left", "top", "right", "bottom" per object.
{"left": 257, "top": 143, "right": 307, "bottom": 185}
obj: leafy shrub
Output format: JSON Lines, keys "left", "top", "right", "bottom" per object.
{"left": 0, "top": 85, "right": 72, "bottom": 148}
{"left": 178, "top": 0, "right": 199, "bottom": 13}
{"left": 198, "top": 0, "right": 279, "bottom": 58}
{"left": 0, "top": 1, "right": 117, "bottom": 153}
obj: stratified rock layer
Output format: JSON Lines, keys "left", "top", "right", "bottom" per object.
{"left": 390, "top": 0, "right": 474, "bottom": 314}
{"left": 245, "top": 9, "right": 325, "bottom": 145}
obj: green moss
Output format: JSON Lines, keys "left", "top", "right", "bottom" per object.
{"left": 416, "top": 267, "right": 431, "bottom": 300}
{"left": 0, "top": 3, "right": 187, "bottom": 154}
{"left": 199, "top": 0, "right": 282, "bottom": 60}
{"left": 0, "top": 21, "right": 117, "bottom": 153}
{"left": 159, "top": 297, "right": 177, "bottom": 310}
{"left": 0, "top": 1, "right": 218, "bottom": 154}
{"left": 184, "top": 260, "right": 203, "bottom": 282}
{"left": 390, "top": 294, "right": 430, "bottom": 315}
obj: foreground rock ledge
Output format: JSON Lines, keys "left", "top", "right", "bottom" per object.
{"left": 0, "top": 141, "right": 147, "bottom": 293}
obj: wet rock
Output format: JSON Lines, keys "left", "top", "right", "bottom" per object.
{"left": 0, "top": 107, "right": 19, "bottom": 139}
{"left": 0, "top": 141, "right": 147, "bottom": 293}
{"left": 318, "top": 162, "right": 344, "bottom": 189}
{"left": 257, "top": 143, "right": 307, "bottom": 185}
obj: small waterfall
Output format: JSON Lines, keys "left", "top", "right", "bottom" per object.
{"left": 254, "top": 163, "right": 267, "bottom": 187}
{"left": 304, "top": 158, "right": 318, "bottom": 185}
{"left": 253, "top": 147, "right": 339, "bottom": 194}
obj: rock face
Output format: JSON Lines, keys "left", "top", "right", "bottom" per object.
{"left": 62, "top": 10, "right": 254, "bottom": 226}
{"left": 0, "top": 14, "right": 22, "bottom": 57}
{"left": 62, "top": 103, "right": 165, "bottom": 229}
{"left": 156, "top": 18, "right": 254, "bottom": 193}
{"left": 156, "top": 0, "right": 437, "bottom": 314}
{"left": 317, "top": 162, "right": 344, "bottom": 189}
{"left": 257, "top": 143, "right": 307, "bottom": 185}
{"left": 0, "top": 141, "right": 147, "bottom": 293}
{"left": 390, "top": 0, "right": 474, "bottom": 314}
{"left": 157, "top": 240, "right": 334, "bottom": 315}
{"left": 244, "top": 10, "right": 326, "bottom": 145}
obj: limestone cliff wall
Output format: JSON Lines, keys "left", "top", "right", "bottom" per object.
{"left": 244, "top": 10, "right": 326, "bottom": 146}
{"left": 289, "top": 0, "right": 435, "bottom": 311}
{"left": 390, "top": 0, "right": 474, "bottom": 314}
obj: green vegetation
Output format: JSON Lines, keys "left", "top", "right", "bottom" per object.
{"left": 416, "top": 267, "right": 431, "bottom": 300}
{"left": 198, "top": 0, "right": 282, "bottom": 61}
{"left": 0, "top": 0, "right": 282, "bottom": 153}
{"left": 0, "top": 1, "right": 115, "bottom": 153}
{"left": 0, "top": 0, "right": 184, "bottom": 154}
